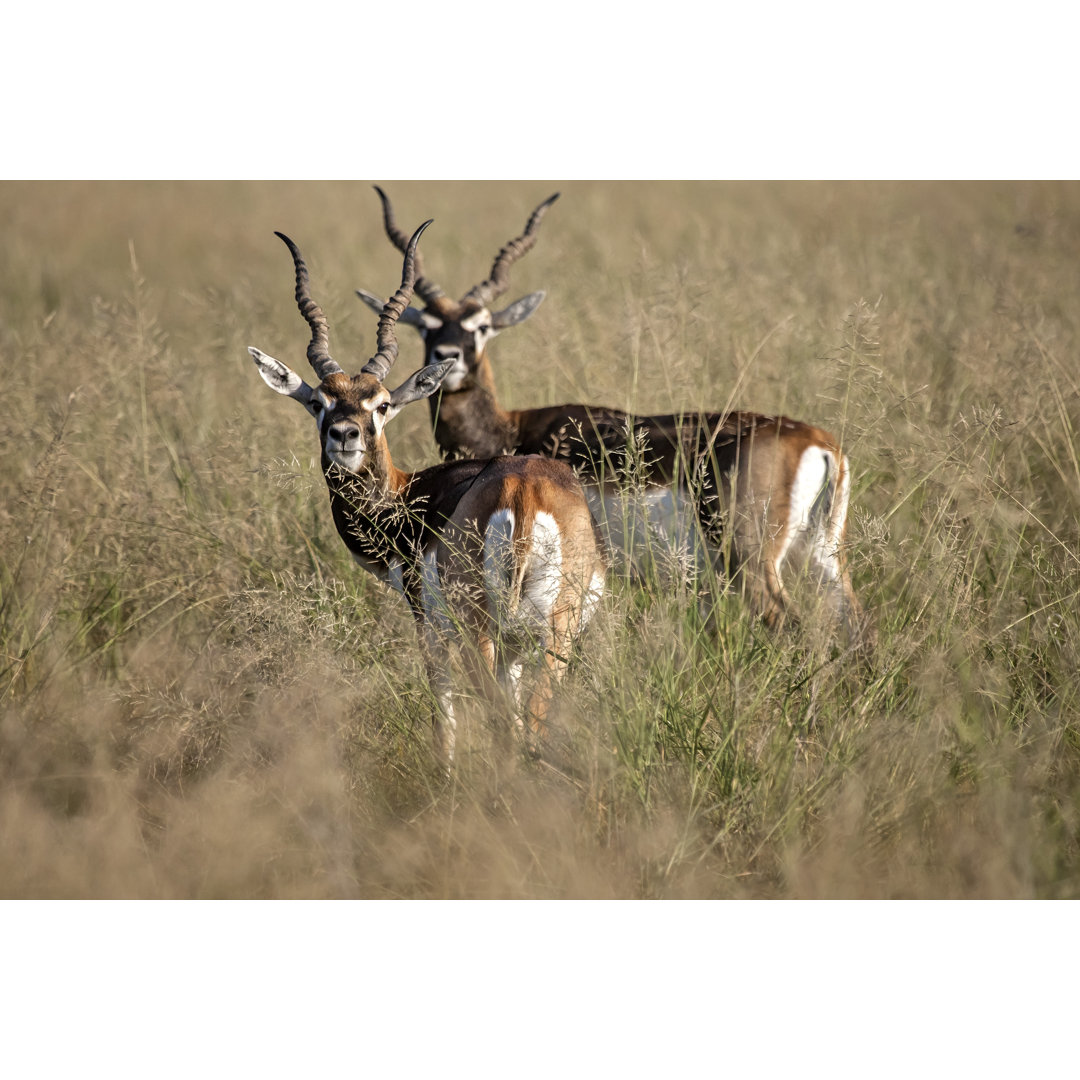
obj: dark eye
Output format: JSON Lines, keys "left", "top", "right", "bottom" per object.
{"left": 310, "top": 400, "right": 323, "bottom": 413}
{"left": 477, "top": 324, "right": 491, "bottom": 335}
{"left": 377, "top": 402, "right": 390, "bottom": 415}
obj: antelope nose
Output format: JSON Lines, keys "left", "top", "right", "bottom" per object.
{"left": 328, "top": 421, "right": 361, "bottom": 449}
{"left": 433, "top": 345, "right": 461, "bottom": 362}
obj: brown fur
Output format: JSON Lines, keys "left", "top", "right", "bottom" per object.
{"left": 402, "top": 312, "right": 861, "bottom": 634}
{"left": 436, "top": 457, "right": 605, "bottom": 747}
{"left": 361, "top": 192, "right": 863, "bottom": 636}
{"left": 256, "top": 222, "right": 608, "bottom": 766}
{"left": 303, "top": 370, "right": 606, "bottom": 763}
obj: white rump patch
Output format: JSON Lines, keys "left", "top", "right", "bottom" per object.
{"left": 483, "top": 508, "right": 565, "bottom": 636}
{"left": 520, "top": 511, "right": 563, "bottom": 626}
{"left": 786, "top": 448, "right": 843, "bottom": 578}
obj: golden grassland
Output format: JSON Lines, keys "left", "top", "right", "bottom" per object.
{"left": 2, "top": 179, "right": 1079, "bottom": 898}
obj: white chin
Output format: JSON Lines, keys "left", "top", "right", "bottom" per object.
{"left": 440, "top": 362, "right": 468, "bottom": 392}
{"left": 326, "top": 451, "right": 364, "bottom": 473}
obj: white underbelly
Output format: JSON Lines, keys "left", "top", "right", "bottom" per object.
{"left": 585, "top": 484, "right": 719, "bottom": 583}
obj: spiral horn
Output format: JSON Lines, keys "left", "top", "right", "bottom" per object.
{"left": 362, "top": 219, "right": 434, "bottom": 382}
{"left": 275, "top": 231, "right": 344, "bottom": 382}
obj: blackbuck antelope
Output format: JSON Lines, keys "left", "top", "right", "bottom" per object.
{"left": 358, "top": 189, "right": 867, "bottom": 643}
{"left": 248, "top": 221, "right": 606, "bottom": 766}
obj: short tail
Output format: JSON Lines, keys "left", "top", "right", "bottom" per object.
{"left": 807, "top": 449, "right": 850, "bottom": 555}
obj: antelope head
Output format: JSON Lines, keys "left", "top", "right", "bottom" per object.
{"left": 249, "top": 222, "right": 455, "bottom": 485}
{"left": 357, "top": 188, "right": 559, "bottom": 394}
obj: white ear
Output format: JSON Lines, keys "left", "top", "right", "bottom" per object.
{"left": 248, "top": 347, "right": 314, "bottom": 405}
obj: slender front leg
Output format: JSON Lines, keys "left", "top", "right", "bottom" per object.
{"left": 418, "top": 621, "right": 456, "bottom": 769}
{"left": 430, "top": 666, "right": 457, "bottom": 767}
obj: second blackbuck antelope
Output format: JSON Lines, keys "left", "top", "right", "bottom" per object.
{"left": 249, "top": 220, "right": 606, "bottom": 766}
{"left": 358, "top": 188, "right": 868, "bottom": 644}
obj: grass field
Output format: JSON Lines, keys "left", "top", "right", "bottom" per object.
{"left": 2, "top": 179, "right": 1079, "bottom": 898}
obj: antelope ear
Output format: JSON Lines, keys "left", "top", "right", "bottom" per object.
{"left": 491, "top": 291, "right": 545, "bottom": 329}
{"left": 248, "top": 347, "right": 314, "bottom": 405}
{"left": 356, "top": 289, "right": 430, "bottom": 330}
{"left": 387, "top": 359, "right": 457, "bottom": 414}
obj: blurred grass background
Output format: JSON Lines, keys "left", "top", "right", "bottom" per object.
{"left": 2, "top": 180, "right": 1079, "bottom": 897}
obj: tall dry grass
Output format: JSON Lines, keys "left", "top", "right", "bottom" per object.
{"left": 1, "top": 180, "right": 1078, "bottom": 897}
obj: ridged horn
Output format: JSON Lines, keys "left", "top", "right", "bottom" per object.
{"left": 362, "top": 219, "right": 434, "bottom": 383}
{"left": 274, "top": 231, "right": 344, "bottom": 382}
{"left": 373, "top": 186, "right": 445, "bottom": 307}
{"left": 463, "top": 192, "right": 560, "bottom": 308}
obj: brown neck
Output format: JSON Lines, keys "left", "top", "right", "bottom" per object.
{"left": 427, "top": 353, "right": 520, "bottom": 459}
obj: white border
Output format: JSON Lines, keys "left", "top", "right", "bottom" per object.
{"left": 5, "top": 3, "right": 1078, "bottom": 178}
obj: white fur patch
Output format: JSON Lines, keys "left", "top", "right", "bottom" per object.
{"left": 459, "top": 308, "right": 497, "bottom": 368}
{"left": 436, "top": 353, "right": 470, "bottom": 393}
{"left": 581, "top": 570, "right": 605, "bottom": 628}
{"left": 520, "top": 511, "right": 563, "bottom": 626}
{"left": 325, "top": 448, "right": 364, "bottom": 472}
{"left": 788, "top": 449, "right": 831, "bottom": 534}
{"left": 460, "top": 308, "right": 493, "bottom": 333}
{"left": 500, "top": 658, "right": 526, "bottom": 712}
{"left": 780, "top": 447, "right": 856, "bottom": 590}
{"left": 436, "top": 685, "right": 456, "bottom": 758}
{"left": 587, "top": 484, "right": 715, "bottom": 581}
{"left": 483, "top": 508, "right": 566, "bottom": 634}
{"left": 361, "top": 393, "right": 390, "bottom": 412}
